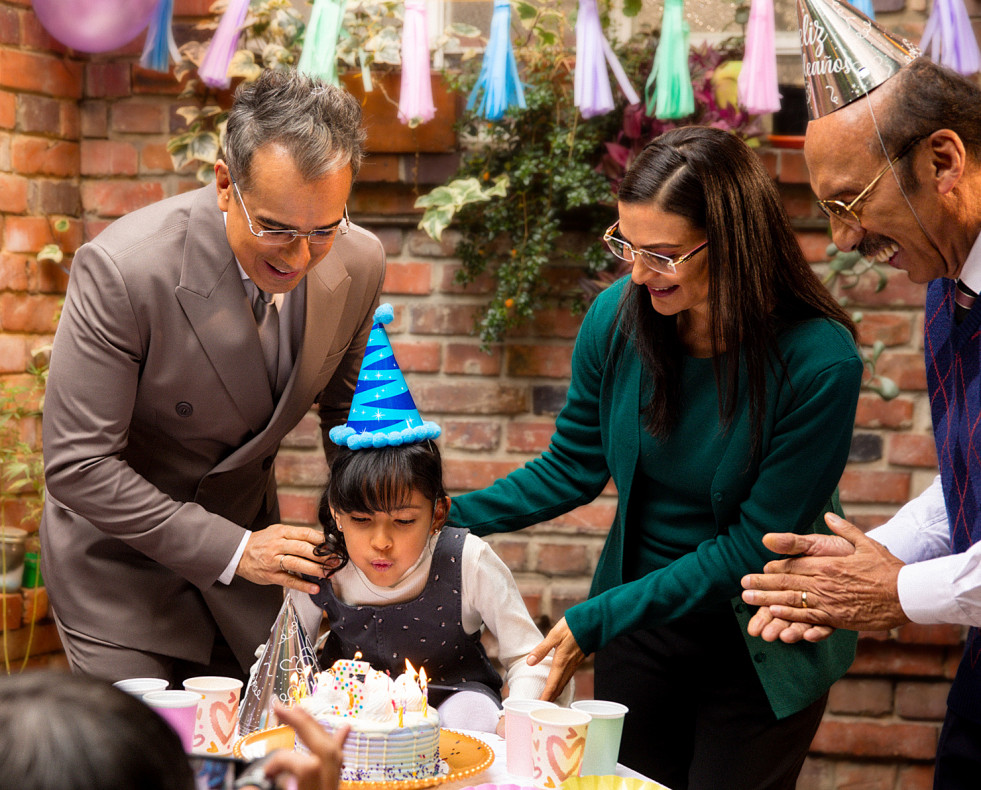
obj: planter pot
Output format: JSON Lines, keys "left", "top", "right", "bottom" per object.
{"left": 340, "top": 71, "right": 459, "bottom": 154}
{"left": 0, "top": 527, "right": 28, "bottom": 592}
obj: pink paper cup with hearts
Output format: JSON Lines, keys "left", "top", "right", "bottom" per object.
{"left": 529, "top": 707, "right": 592, "bottom": 789}
{"left": 182, "top": 675, "right": 243, "bottom": 755}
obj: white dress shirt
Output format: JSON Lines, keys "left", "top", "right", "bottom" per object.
{"left": 869, "top": 232, "right": 981, "bottom": 625}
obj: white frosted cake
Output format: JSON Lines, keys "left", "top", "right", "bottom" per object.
{"left": 299, "top": 658, "right": 443, "bottom": 782}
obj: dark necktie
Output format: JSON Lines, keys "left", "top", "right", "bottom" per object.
{"left": 253, "top": 289, "right": 280, "bottom": 393}
{"left": 955, "top": 280, "right": 977, "bottom": 324}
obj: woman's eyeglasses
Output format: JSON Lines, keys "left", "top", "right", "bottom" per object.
{"left": 231, "top": 177, "right": 348, "bottom": 247}
{"left": 603, "top": 220, "right": 708, "bottom": 274}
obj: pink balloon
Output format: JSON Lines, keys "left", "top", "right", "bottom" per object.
{"left": 32, "top": 0, "right": 159, "bottom": 54}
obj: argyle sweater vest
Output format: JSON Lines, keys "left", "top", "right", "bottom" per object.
{"left": 925, "top": 278, "right": 981, "bottom": 722}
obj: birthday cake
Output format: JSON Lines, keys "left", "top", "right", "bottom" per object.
{"left": 299, "top": 658, "right": 442, "bottom": 782}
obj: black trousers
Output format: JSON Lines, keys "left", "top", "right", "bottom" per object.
{"left": 934, "top": 707, "right": 981, "bottom": 789}
{"left": 594, "top": 610, "right": 827, "bottom": 790}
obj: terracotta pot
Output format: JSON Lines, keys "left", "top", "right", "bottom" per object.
{"left": 340, "top": 71, "right": 459, "bottom": 154}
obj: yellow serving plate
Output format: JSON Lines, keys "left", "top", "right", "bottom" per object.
{"left": 234, "top": 727, "right": 494, "bottom": 790}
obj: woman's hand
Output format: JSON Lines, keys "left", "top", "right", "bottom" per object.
{"left": 527, "top": 617, "right": 586, "bottom": 701}
{"left": 261, "top": 702, "right": 349, "bottom": 790}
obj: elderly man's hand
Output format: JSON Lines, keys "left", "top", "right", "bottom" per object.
{"left": 237, "top": 525, "right": 325, "bottom": 595}
{"left": 741, "top": 513, "right": 909, "bottom": 636}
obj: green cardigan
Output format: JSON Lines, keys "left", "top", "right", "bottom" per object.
{"left": 449, "top": 278, "right": 863, "bottom": 719}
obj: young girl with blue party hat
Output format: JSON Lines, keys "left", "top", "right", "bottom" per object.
{"left": 291, "top": 304, "right": 569, "bottom": 732}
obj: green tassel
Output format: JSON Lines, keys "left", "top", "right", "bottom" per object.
{"left": 298, "top": 0, "right": 346, "bottom": 86}
{"left": 646, "top": 0, "right": 694, "bottom": 120}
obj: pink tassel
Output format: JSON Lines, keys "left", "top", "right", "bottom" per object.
{"left": 199, "top": 0, "right": 250, "bottom": 89}
{"left": 737, "top": 0, "right": 780, "bottom": 114}
{"left": 398, "top": 0, "right": 436, "bottom": 126}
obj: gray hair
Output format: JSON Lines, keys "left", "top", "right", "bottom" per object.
{"left": 223, "top": 70, "right": 366, "bottom": 189}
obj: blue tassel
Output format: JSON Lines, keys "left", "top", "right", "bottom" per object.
{"left": 140, "top": 0, "right": 179, "bottom": 73}
{"left": 850, "top": 0, "right": 876, "bottom": 19}
{"left": 467, "top": 0, "right": 526, "bottom": 121}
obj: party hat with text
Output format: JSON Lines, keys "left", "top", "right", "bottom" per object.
{"left": 797, "top": 0, "right": 919, "bottom": 118}
{"left": 329, "top": 304, "right": 440, "bottom": 450}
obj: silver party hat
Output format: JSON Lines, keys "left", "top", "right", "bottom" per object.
{"left": 237, "top": 595, "right": 319, "bottom": 737}
{"left": 797, "top": 0, "right": 919, "bottom": 118}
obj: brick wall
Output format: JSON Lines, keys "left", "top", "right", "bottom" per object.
{"left": 0, "top": 0, "right": 964, "bottom": 786}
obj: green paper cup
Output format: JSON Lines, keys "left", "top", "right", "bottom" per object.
{"left": 570, "top": 700, "right": 628, "bottom": 776}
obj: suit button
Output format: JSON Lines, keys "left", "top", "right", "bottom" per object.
{"left": 734, "top": 603, "right": 746, "bottom": 614}
{"left": 713, "top": 492, "right": 723, "bottom": 502}
{"left": 754, "top": 652, "right": 766, "bottom": 663}
{"left": 175, "top": 402, "right": 193, "bottom": 417}
{"left": 262, "top": 456, "right": 273, "bottom": 470}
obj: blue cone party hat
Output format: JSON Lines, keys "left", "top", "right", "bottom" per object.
{"left": 329, "top": 304, "right": 441, "bottom": 450}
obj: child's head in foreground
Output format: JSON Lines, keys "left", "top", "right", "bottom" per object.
{"left": 315, "top": 441, "right": 450, "bottom": 586}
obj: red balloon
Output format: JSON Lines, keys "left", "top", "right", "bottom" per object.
{"left": 32, "top": 0, "right": 159, "bottom": 54}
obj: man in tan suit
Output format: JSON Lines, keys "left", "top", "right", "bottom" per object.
{"left": 40, "top": 70, "right": 385, "bottom": 683}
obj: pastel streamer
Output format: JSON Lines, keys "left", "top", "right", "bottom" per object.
{"left": 198, "top": 0, "right": 250, "bottom": 89}
{"left": 399, "top": 0, "right": 436, "bottom": 125}
{"left": 467, "top": 0, "right": 526, "bottom": 121}
{"left": 140, "top": 0, "right": 180, "bottom": 72}
{"left": 737, "top": 0, "right": 781, "bottom": 114}
{"left": 646, "top": 0, "right": 694, "bottom": 119}
{"left": 297, "top": 0, "right": 346, "bottom": 86}
{"left": 920, "top": 0, "right": 981, "bottom": 76}
{"left": 574, "top": 0, "right": 640, "bottom": 119}
{"left": 850, "top": 0, "right": 876, "bottom": 19}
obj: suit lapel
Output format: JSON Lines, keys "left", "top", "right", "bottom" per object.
{"left": 174, "top": 188, "right": 274, "bottom": 435}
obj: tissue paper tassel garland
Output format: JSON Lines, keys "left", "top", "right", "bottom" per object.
{"left": 198, "top": 0, "right": 251, "bottom": 89}
{"left": 920, "top": 0, "right": 981, "bottom": 76}
{"left": 646, "top": 0, "right": 695, "bottom": 120}
{"left": 467, "top": 0, "right": 526, "bottom": 121}
{"left": 574, "top": 0, "right": 640, "bottom": 119}
{"left": 737, "top": 0, "right": 781, "bottom": 114}
{"left": 399, "top": 0, "right": 437, "bottom": 125}
{"left": 297, "top": 0, "right": 346, "bottom": 86}
{"left": 141, "top": 0, "right": 180, "bottom": 73}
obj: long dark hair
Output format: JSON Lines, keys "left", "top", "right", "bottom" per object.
{"left": 314, "top": 442, "right": 448, "bottom": 577}
{"left": 615, "top": 126, "right": 856, "bottom": 451}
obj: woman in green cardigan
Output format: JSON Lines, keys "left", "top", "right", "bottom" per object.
{"left": 449, "top": 127, "right": 863, "bottom": 790}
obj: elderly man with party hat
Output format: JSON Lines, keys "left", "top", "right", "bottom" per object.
{"left": 739, "top": 0, "right": 981, "bottom": 783}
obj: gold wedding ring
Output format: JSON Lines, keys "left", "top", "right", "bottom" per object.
{"left": 801, "top": 591, "right": 809, "bottom": 609}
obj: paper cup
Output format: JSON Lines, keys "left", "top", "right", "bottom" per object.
{"left": 183, "top": 675, "right": 243, "bottom": 755}
{"left": 143, "top": 689, "right": 199, "bottom": 752}
{"left": 112, "top": 677, "right": 169, "bottom": 697}
{"left": 503, "top": 698, "right": 559, "bottom": 778}
{"left": 530, "top": 707, "right": 591, "bottom": 789}
{"left": 571, "top": 700, "right": 629, "bottom": 776}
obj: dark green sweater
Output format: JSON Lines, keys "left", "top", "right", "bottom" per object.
{"left": 450, "top": 277, "right": 863, "bottom": 719}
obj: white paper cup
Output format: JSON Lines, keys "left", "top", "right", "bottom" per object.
{"left": 112, "top": 677, "right": 169, "bottom": 697}
{"left": 182, "top": 675, "right": 243, "bottom": 755}
{"left": 571, "top": 700, "right": 629, "bottom": 776}
{"left": 143, "top": 689, "right": 199, "bottom": 752}
{"left": 530, "top": 707, "right": 591, "bottom": 788}
{"left": 503, "top": 698, "right": 559, "bottom": 778}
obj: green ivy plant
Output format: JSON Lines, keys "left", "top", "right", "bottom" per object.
{"left": 416, "top": 0, "right": 629, "bottom": 347}
{"left": 822, "top": 243, "right": 898, "bottom": 400}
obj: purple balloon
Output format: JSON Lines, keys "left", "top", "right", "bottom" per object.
{"left": 33, "top": 0, "right": 159, "bottom": 54}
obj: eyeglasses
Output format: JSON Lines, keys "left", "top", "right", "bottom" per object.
{"left": 816, "top": 135, "right": 925, "bottom": 229}
{"left": 231, "top": 177, "right": 348, "bottom": 246}
{"left": 603, "top": 220, "right": 708, "bottom": 274}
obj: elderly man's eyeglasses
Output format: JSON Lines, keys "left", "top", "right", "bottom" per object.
{"left": 231, "top": 177, "right": 348, "bottom": 247}
{"left": 603, "top": 221, "right": 708, "bottom": 274}
{"left": 816, "top": 135, "right": 925, "bottom": 229}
